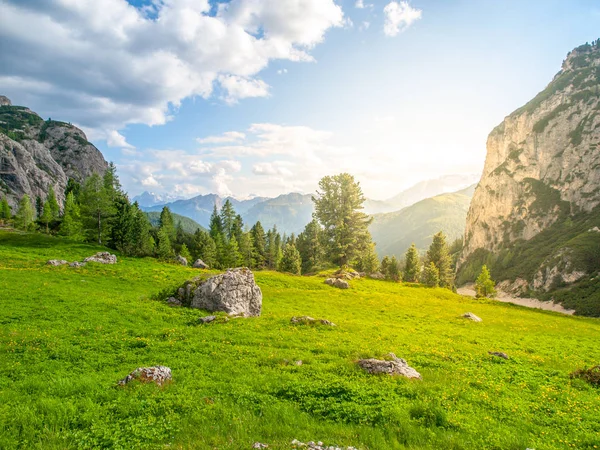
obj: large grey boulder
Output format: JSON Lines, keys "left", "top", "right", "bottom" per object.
{"left": 84, "top": 252, "right": 117, "bottom": 264}
{"left": 192, "top": 259, "right": 209, "bottom": 269}
{"left": 182, "top": 268, "right": 262, "bottom": 316}
{"left": 357, "top": 353, "right": 421, "bottom": 379}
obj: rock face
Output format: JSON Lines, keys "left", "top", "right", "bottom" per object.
{"left": 0, "top": 97, "right": 108, "bottom": 208}
{"left": 118, "top": 366, "right": 172, "bottom": 386}
{"left": 175, "top": 268, "right": 262, "bottom": 316}
{"left": 84, "top": 252, "right": 117, "bottom": 264}
{"left": 459, "top": 41, "right": 600, "bottom": 304}
{"left": 357, "top": 353, "right": 421, "bottom": 379}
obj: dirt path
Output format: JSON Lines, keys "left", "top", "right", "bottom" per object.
{"left": 457, "top": 283, "right": 575, "bottom": 315}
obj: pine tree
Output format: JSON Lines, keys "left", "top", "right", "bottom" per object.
{"left": 404, "top": 244, "right": 420, "bottom": 282}
{"left": 238, "top": 231, "right": 255, "bottom": 268}
{"left": 296, "top": 219, "right": 323, "bottom": 273}
{"left": 130, "top": 205, "right": 154, "bottom": 256}
{"left": 475, "top": 265, "right": 497, "bottom": 298}
{"left": 64, "top": 178, "right": 81, "bottom": 201}
{"left": 109, "top": 196, "right": 135, "bottom": 252}
{"left": 209, "top": 204, "right": 224, "bottom": 241}
{"left": 59, "top": 191, "right": 83, "bottom": 240}
{"left": 157, "top": 227, "right": 173, "bottom": 259}
{"left": 223, "top": 235, "right": 242, "bottom": 268}
{"left": 279, "top": 242, "right": 302, "bottom": 275}
{"left": 422, "top": 262, "right": 440, "bottom": 287}
{"left": 40, "top": 199, "right": 53, "bottom": 233}
{"left": 159, "top": 206, "right": 175, "bottom": 240}
{"left": 354, "top": 242, "right": 379, "bottom": 274}
{"left": 312, "top": 173, "right": 373, "bottom": 267}
{"left": 0, "top": 197, "right": 12, "bottom": 220}
{"left": 14, "top": 195, "right": 35, "bottom": 230}
{"left": 80, "top": 173, "right": 114, "bottom": 244}
{"left": 46, "top": 186, "right": 60, "bottom": 219}
{"left": 179, "top": 243, "right": 192, "bottom": 261}
{"left": 387, "top": 256, "right": 401, "bottom": 281}
{"left": 266, "top": 227, "right": 282, "bottom": 269}
{"left": 103, "top": 162, "right": 123, "bottom": 202}
{"left": 192, "top": 230, "right": 217, "bottom": 267}
{"left": 251, "top": 221, "right": 267, "bottom": 268}
{"left": 426, "top": 231, "right": 453, "bottom": 288}
{"left": 35, "top": 196, "right": 43, "bottom": 218}
{"left": 220, "top": 199, "right": 237, "bottom": 240}
{"left": 380, "top": 256, "right": 391, "bottom": 277}
{"left": 231, "top": 214, "right": 244, "bottom": 243}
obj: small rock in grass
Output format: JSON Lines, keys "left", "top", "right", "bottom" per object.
{"left": 198, "top": 315, "right": 216, "bottom": 324}
{"left": 290, "top": 316, "right": 336, "bottom": 326}
{"left": 84, "top": 252, "right": 117, "bottom": 264}
{"left": 488, "top": 351, "right": 509, "bottom": 359}
{"left": 47, "top": 259, "right": 68, "bottom": 266}
{"left": 462, "top": 312, "right": 482, "bottom": 322}
{"left": 192, "top": 259, "right": 209, "bottom": 269}
{"left": 324, "top": 278, "right": 349, "bottom": 289}
{"left": 167, "top": 297, "right": 182, "bottom": 306}
{"left": 175, "top": 255, "right": 187, "bottom": 266}
{"left": 69, "top": 261, "right": 86, "bottom": 268}
{"left": 358, "top": 353, "right": 421, "bottom": 379}
{"left": 294, "top": 360, "right": 303, "bottom": 366}
{"left": 118, "top": 366, "right": 171, "bottom": 386}
{"left": 252, "top": 443, "right": 268, "bottom": 449}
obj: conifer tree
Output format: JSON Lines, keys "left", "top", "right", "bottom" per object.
{"left": 59, "top": 191, "right": 83, "bottom": 240}
{"left": 404, "top": 244, "right": 420, "bottom": 282}
{"left": 220, "top": 199, "right": 236, "bottom": 240}
{"left": 238, "top": 231, "right": 255, "bottom": 268}
{"left": 80, "top": 173, "right": 113, "bottom": 244}
{"left": 209, "top": 204, "right": 224, "bottom": 241}
{"left": 35, "top": 196, "right": 43, "bottom": 218}
{"left": 130, "top": 205, "right": 154, "bottom": 256}
{"left": 46, "top": 186, "right": 60, "bottom": 219}
{"left": 14, "top": 195, "right": 35, "bottom": 230}
{"left": 109, "top": 196, "right": 136, "bottom": 252}
{"left": 40, "top": 199, "right": 53, "bottom": 233}
{"left": 296, "top": 219, "right": 323, "bottom": 273}
{"left": 231, "top": 214, "right": 244, "bottom": 243}
{"left": 426, "top": 231, "right": 453, "bottom": 288}
{"left": 266, "top": 227, "right": 282, "bottom": 269}
{"left": 223, "top": 235, "right": 242, "bottom": 268}
{"left": 475, "top": 265, "right": 497, "bottom": 298}
{"left": 251, "top": 221, "right": 267, "bottom": 268}
{"left": 422, "top": 262, "right": 440, "bottom": 287}
{"left": 157, "top": 227, "right": 173, "bottom": 259}
{"left": 280, "top": 242, "right": 302, "bottom": 275}
{"left": 64, "top": 178, "right": 81, "bottom": 201}
{"left": 0, "top": 197, "right": 12, "bottom": 220}
{"left": 159, "top": 206, "right": 175, "bottom": 240}
{"left": 354, "top": 242, "right": 380, "bottom": 274}
{"left": 387, "top": 256, "right": 401, "bottom": 281}
{"left": 179, "top": 243, "right": 192, "bottom": 261}
{"left": 380, "top": 256, "right": 391, "bottom": 277}
{"left": 193, "top": 230, "right": 217, "bottom": 267}
{"left": 312, "top": 173, "right": 373, "bottom": 267}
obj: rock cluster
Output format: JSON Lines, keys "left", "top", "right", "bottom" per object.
{"left": 357, "top": 353, "right": 421, "bottom": 379}
{"left": 291, "top": 439, "right": 358, "bottom": 450}
{"left": 84, "top": 252, "right": 117, "bottom": 264}
{"left": 171, "top": 268, "right": 262, "bottom": 317}
{"left": 118, "top": 366, "right": 172, "bottom": 386}
{"left": 324, "top": 278, "right": 349, "bottom": 289}
{"left": 290, "top": 316, "right": 336, "bottom": 326}
{"left": 47, "top": 260, "right": 69, "bottom": 266}
{"left": 462, "top": 312, "right": 482, "bottom": 322}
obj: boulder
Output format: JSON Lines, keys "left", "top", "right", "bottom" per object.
{"left": 47, "top": 259, "right": 68, "bottom": 266}
{"left": 69, "top": 261, "right": 86, "bottom": 268}
{"left": 324, "top": 278, "right": 349, "bottom": 289}
{"left": 369, "top": 272, "right": 385, "bottom": 280}
{"left": 488, "top": 351, "right": 509, "bottom": 360}
{"left": 334, "top": 269, "right": 361, "bottom": 280}
{"left": 167, "top": 297, "right": 182, "bottom": 306}
{"left": 252, "top": 443, "right": 269, "bottom": 449}
{"left": 175, "top": 255, "right": 187, "bottom": 266}
{"left": 118, "top": 366, "right": 172, "bottom": 386}
{"left": 290, "top": 316, "right": 336, "bottom": 326}
{"left": 192, "top": 259, "right": 209, "bottom": 269}
{"left": 198, "top": 315, "right": 216, "bottom": 324}
{"left": 357, "top": 353, "right": 421, "bottom": 379}
{"left": 84, "top": 252, "right": 117, "bottom": 264}
{"left": 187, "top": 268, "right": 262, "bottom": 316}
{"left": 462, "top": 312, "right": 482, "bottom": 322}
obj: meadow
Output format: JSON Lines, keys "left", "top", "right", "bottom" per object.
{"left": 0, "top": 230, "right": 599, "bottom": 450}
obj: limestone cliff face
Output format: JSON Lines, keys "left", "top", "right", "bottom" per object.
{"left": 0, "top": 97, "right": 108, "bottom": 208}
{"left": 460, "top": 41, "right": 600, "bottom": 295}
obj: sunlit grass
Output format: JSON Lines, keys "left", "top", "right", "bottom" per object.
{"left": 0, "top": 231, "right": 599, "bottom": 449}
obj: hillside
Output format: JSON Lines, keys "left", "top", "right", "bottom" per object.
{"left": 0, "top": 97, "right": 108, "bottom": 207}
{"left": 370, "top": 185, "right": 475, "bottom": 258}
{"left": 243, "top": 193, "right": 314, "bottom": 235}
{"left": 459, "top": 40, "right": 600, "bottom": 313}
{"left": 144, "top": 211, "right": 205, "bottom": 234}
{"left": 1, "top": 230, "right": 599, "bottom": 449}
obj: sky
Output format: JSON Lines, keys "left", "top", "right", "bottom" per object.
{"left": 1, "top": 0, "right": 599, "bottom": 200}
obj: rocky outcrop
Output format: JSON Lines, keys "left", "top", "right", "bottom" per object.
{"left": 118, "top": 366, "right": 172, "bottom": 386}
{"left": 357, "top": 353, "right": 421, "bottom": 379}
{"left": 173, "top": 268, "right": 262, "bottom": 316}
{"left": 459, "top": 41, "right": 600, "bottom": 304}
{"left": 0, "top": 97, "right": 108, "bottom": 208}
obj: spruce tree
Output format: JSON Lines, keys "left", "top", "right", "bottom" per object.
{"left": 422, "top": 262, "right": 440, "bottom": 287}
{"left": 220, "top": 199, "right": 237, "bottom": 240}
{"left": 475, "top": 265, "right": 497, "bottom": 298}
{"left": 404, "top": 244, "right": 420, "bottom": 282}
{"left": 130, "top": 205, "right": 154, "bottom": 256}
{"left": 14, "top": 195, "right": 35, "bottom": 230}
{"left": 388, "top": 256, "right": 401, "bottom": 281}
{"left": 109, "top": 196, "right": 135, "bottom": 253}
{"left": 238, "top": 231, "right": 255, "bottom": 268}
{"left": 0, "top": 197, "right": 12, "bottom": 220}
{"left": 192, "top": 230, "right": 217, "bottom": 267}
{"left": 80, "top": 173, "right": 113, "bottom": 244}
{"left": 209, "top": 204, "right": 224, "bottom": 241}
{"left": 251, "top": 221, "right": 267, "bottom": 268}
{"left": 296, "top": 219, "right": 323, "bottom": 273}
{"left": 35, "top": 196, "right": 43, "bottom": 218}
{"left": 64, "top": 178, "right": 81, "bottom": 201}
{"left": 312, "top": 173, "right": 373, "bottom": 267}
{"left": 279, "top": 242, "right": 302, "bottom": 275}
{"left": 59, "top": 191, "right": 84, "bottom": 240}
{"left": 223, "top": 235, "right": 242, "bottom": 268}
{"left": 159, "top": 206, "right": 175, "bottom": 240}
{"left": 354, "top": 242, "right": 379, "bottom": 274}
{"left": 426, "top": 231, "right": 453, "bottom": 288}
{"left": 46, "top": 186, "right": 60, "bottom": 219}
{"left": 40, "top": 199, "right": 53, "bottom": 233}
{"left": 179, "top": 243, "right": 192, "bottom": 261}
{"left": 380, "top": 256, "right": 391, "bottom": 277}
{"left": 157, "top": 227, "right": 173, "bottom": 259}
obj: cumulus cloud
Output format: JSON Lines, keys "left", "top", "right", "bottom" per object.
{"left": 0, "top": 0, "right": 344, "bottom": 140}
{"left": 197, "top": 131, "right": 246, "bottom": 144}
{"left": 383, "top": 1, "right": 422, "bottom": 36}
{"left": 252, "top": 162, "right": 293, "bottom": 176}
{"left": 106, "top": 130, "right": 134, "bottom": 149}
{"left": 355, "top": 0, "right": 373, "bottom": 9}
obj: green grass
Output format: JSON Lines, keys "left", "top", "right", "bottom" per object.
{"left": 1, "top": 231, "right": 599, "bottom": 449}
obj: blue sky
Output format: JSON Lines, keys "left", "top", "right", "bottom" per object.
{"left": 1, "top": 0, "right": 598, "bottom": 199}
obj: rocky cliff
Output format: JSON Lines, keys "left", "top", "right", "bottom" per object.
{"left": 0, "top": 97, "right": 107, "bottom": 208}
{"left": 459, "top": 40, "right": 600, "bottom": 316}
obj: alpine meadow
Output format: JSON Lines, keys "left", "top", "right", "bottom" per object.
{"left": 1, "top": 1, "right": 599, "bottom": 450}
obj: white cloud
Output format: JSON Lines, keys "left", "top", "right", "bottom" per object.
{"left": 383, "top": 1, "right": 422, "bottom": 36}
{"left": 355, "top": 0, "right": 373, "bottom": 9}
{"left": 106, "top": 130, "right": 134, "bottom": 149}
{"left": 252, "top": 162, "right": 293, "bottom": 176}
{"left": 359, "top": 21, "right": 371, "bottom": 32}
{"left": 277, "top": 68, "right": 288, "bottom": 75}
{"left": 0, "top": 0, "right": 344, "bottom": 139}
{"left": 197, "top": 131, "right": 246, "bottom": 144}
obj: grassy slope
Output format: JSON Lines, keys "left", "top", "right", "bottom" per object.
{"left": 0, "top": 231, "right": 599, "bottom": 450}
{"left": 370, "top": 186, "right": 474, "bottom": 257}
